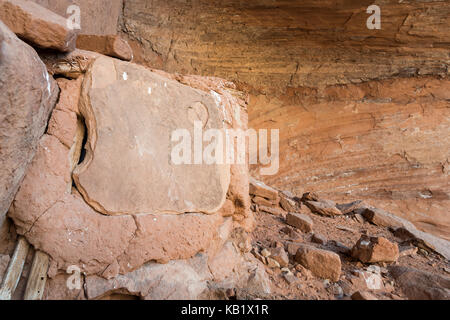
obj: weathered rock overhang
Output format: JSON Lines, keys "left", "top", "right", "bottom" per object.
{"left": 119, "top": 0, "right": 450, "bottom": 239}
{"left": 120, "top": 0, "right": 449, "bottom": 92}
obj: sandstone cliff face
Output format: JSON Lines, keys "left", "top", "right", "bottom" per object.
{"left": 250, "top": 77, "right": 450, "bottom": 241}
{"left": 120, "top": 0, "right": 450, "bottom": 239}
{"left": 121, "top": 0, "right": 449, "bottom": 90}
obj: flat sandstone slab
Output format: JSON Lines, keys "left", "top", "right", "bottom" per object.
{"left": 74, "top": 56, "right": 229, "bottom": 215}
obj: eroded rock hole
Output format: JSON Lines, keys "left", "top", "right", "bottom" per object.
{"left": 71, "top": 115, "right": 88, "bottom": 191}
{"left": 77, "top": 115, "right": 88, "bottom": 165}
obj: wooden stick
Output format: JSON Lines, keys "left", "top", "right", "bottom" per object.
{"left": 0, "top": 236, "right": 30, "bottom": 300}
{"left": 24, "top": 251, "right": 49, "bottom": 300}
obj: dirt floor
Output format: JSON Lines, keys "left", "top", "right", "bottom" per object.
{"left": 250, "top": 202, "right": 450, "bottom": 300}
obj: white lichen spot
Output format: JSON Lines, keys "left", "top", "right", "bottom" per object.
{"left": 43, "top": 71, "right": 51, "bottom": 97}
{"left": 122, "top": 72, "right": 128, "bottom": 81}
{"left": 419, "top": 192, "right": 432, "bottom": 199}
{"left": 184, "top": 200, "right": 194, "bottom": 210}
{"left": 342, "top": 172, "right": 355, "bottom": 177}
{"left": 148, "top": 87, "right": 152, "bottom": 95}
{"left": 363, "top": 273, "right": 382, "bottom": 290}
{"left": 164, "top": 82, "right": 167, "bottom": 88}
{"left": 234, "top": 105, "right": 241, "bottom": 124}
{"left": 210, "top": 90, "right": 222, "bottom": 107}
{"left": 167, "top": 188, "right": 179, "bottom": 202}
{"left": 366, "top": 265, "right": 381, "bottom": 274}
{"left": 134, "top": 135, "right": 153, "bottom": 157}
{"left": 360, "top": 240, "right": 370, "bottom": 247}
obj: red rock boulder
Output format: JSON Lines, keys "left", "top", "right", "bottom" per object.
{"left": 0, "top": 21, "right": 58, "bottom": 227}
{"left": 352, "top": 235, "right": 399, "bottom": 263}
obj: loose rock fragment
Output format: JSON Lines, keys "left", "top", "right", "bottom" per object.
{"left": 76, "top": 34, "right": 133, "bottom": 61}
{"left": 261, "top": 249, "right": 271, "bottom": 258}
{"left": 362, "top": 207, "right": 403, "bottom": 228}
{"left": 286, "top": 212, "right": 313, "bottom": 233}
{"left": 252, "top": 196, "right": 278, "bottom": 207}
{"left": 280, "top": 226, "right": 302, "bottom": 240}
{"left": 269, "top": 247, "right": 289, "bottom": 268}
{"left": 351, "top": 291, "right": 378, "bottom": 300}
{"left": 259, "top": 205, "right": 286, "bottom": 217}
{"left": 282, "top": 273, "right": 298, "bottom": 285}
{"left": 40, "top": 49, "right": 100, "bottom": 79}
{"left": 301, "top": 192, "right": 320, "bottom": 202}
{"left": 266, "top": 257, "right": 281, "bottom": 269}
{"left": 311, "top": 233, "right": 327, "bottom": 245}
{"left": 286, "top": 242, "right": 303, "bottom": 257}
{"left": 336, "top": 200, "right": 364, "bottom": 214}
{"left": 330, "top": 240, "right": 352, "bottom": 256}
{"left": 305, "top": 200, "right": 342, "bottom": 217}
{"left": 399, "top": 246, "right": 418, "bottom": 258}
{"left": 352, "top": 236, "right": 399, "bottom": 263}
{"left": 251, "top": 248, "right": 266, "bottom": 264}
{"left": 249, "top": 178, "right": 278, "bottom": 200}
{"left": 295, "top": 245, "right": 341, "bottom": 281}
{"left": 295, "top": 264, "right": 314, "bottom": 281}
{"left": 352, "top": 213, "right": 365, "bottom": 224}
{"left": 336, "top": 225, "right": 356, "bottom": 233}
{"left": 389, "top": 266, "right": 450, "bottom": 300}
{"left": 332, "top": 284, "right": 344, "bottom": 298}
{"left": 279, "top": 195, "right": 297, "bottom": 212}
